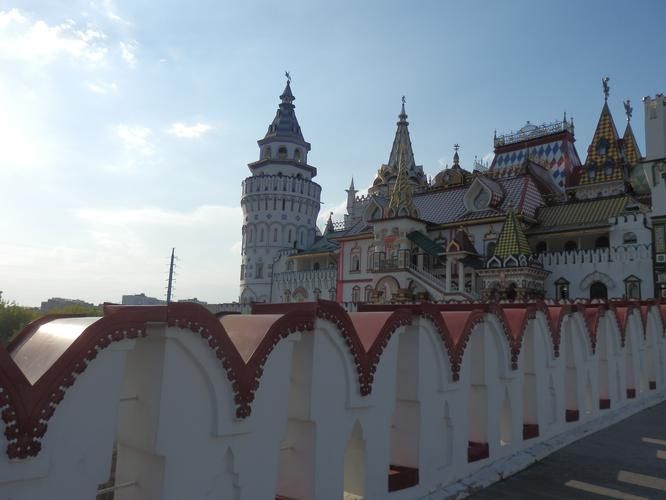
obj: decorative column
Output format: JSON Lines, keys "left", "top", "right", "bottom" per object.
{"left": 445, "top": 258, "right": 452, "bottom": 292}
{"left": 458, "top": 260, "right": 465, "bottom": 292}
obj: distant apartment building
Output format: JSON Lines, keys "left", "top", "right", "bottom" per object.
{"left": 40, "top": 297, "right": 95, "bottom": 313}
{"left": 121, "top": 293, "right": 165, "bottom": 306}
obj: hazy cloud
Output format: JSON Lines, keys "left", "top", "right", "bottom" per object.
{"left": 119, "top": 40, "right": 137, "bottom": 67}
{"left": 116, "top": 125, "right": 153, "bottom": 155}
{"left": 0, "top": 9, "right": 108, "bottom": 64}
{"left": 168, "top": 122, "right": 212, "bottom": 139}
{"left": 85, "top": 81, "right": 118, "bottom": 94}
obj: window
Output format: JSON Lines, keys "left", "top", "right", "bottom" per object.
{"left": 294, "top": 149, "right": 301, "bottom": 161}
{"left": 554, "top": 277, "right": 569, "bottom": 300}
{"left": 352, "top": 286, "right": 361, "bottom": 303}
{"left": 623, "top": 232, "right": 637, "bottom": 244}
{"left": 596, "top": 138, "right": 609, "bottom": 156}
{"left": 486, "top": 241, "right": 496, "bottom": 257}
{"left": 263, "top": 147, "right": 271, "bottom": 159}
{"left": 536, "top": 241, "right": 547, "bottom": 253}
{"left": 473, "top": 189, "right": 490, "bottom": 210}
{"left": 287, "top": 260, "right": 294, "bottom": 271}
{"left": 313, "top": 262, "right": 320, "bottom": 270}
{"left": 313, "top": 288, "right": 321, "bottom": 300}
{"left": 273, "top": 228, "right": 278, "bottom": 242}
{"left": 240, "top": 264, "right": 245, "bottom": 280}
{"left": 350, "top": 248, "right": 361, "bottom": 273}
{"left": 590, "top": 281, "right": 608, "bottom": 300}
{"left": 624, "top": 275, "right": 641, "bottom": 299}
{"left": 364, "top": 285, "right": 373, "bottom": 302}
{"left": 288, "top": 229, "right": 292, "bottom": 242}
{"left": 278, "top": 147, "right": 288, "bottom": 159}
{"left": 284, "top": 290, "right": 291, "bottom": 303}
{"left": 564, "top": 241, "right": 577, "bottom": 252}
{"left": 329, "top": 287, "right": 336, "bottom": 300}
{"left": 256, "top": 262, "right": 263, "bottom": 279}
{"left": 595, "top": 236, "right": 609, "bottom": 249}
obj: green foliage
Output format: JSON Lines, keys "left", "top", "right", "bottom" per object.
{"left": 46, "top": 304, "right": 103, "bottom": 316}
{"left": 0, "top": 299, "right": 39, "bottom": 345}
{"left": 0, "top": 298, "right": 102, "bottom": 346}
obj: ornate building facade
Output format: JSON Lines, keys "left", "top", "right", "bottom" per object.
{"left": 240, "top": 78, "right": 666, "bottom": 308}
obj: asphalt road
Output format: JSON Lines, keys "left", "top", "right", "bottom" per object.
{"left": 467, "top": 401, "right": 666, "bottom": 499}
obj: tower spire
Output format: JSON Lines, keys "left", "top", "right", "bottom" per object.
{"left": 494, "top": 206, "right": 531, "bottom": 258}
{"left": 387, "top": 142, "right": 419, "bottom": 218}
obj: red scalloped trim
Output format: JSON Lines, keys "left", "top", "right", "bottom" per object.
{"left": 0, "top": 306, "right": 165, "bottom": 459}
{"left": 166, "top": 302, "right": 315, "bottom": 418}
{"left": 313, "top": 301, "right": 412, "bottom": 395}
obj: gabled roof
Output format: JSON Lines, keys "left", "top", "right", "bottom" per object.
{"left": 414, "top": 172, "right": 544, "bottom": 225}
{"left": 494, "top": 208, "right": 531, "bottom": 258}
{"left": 448, "top": 228, "right": 477, "bottom": 254}
{"left": 527, "top": 195, "right": 647, "bottom": 234}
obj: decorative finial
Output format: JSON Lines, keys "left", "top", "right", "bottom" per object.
{"left": 402, "top": 95, "right": 406, "bottom": 105}
{"left": 563, "top": 111, "right": 567, "bottom": 124}
{"left": 285, "top": 71, "right": 291, "bottom": 84}
{"left": 454, "top": 143, "right": 460, "bottom": 153}
{"left": 624, "top": 99, "right": 633, "bottom": 122}
{"left": 602, "top": 76, "right": 610, "bottom": 101}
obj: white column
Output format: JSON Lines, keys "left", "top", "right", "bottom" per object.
{"left": 445, "top": 258, "right": 452, "bottom": 292}
{"left": 458, "top": 260, "right": 465, "bottom": 292}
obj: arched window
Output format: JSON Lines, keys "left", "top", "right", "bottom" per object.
{"left": 623, "top": 232, "right": 637, "bottom": 244}
{"left": 554, "top": 277, "right": 569, "bottom": 300}
{"left": 536, "top": 241, "right": 548, "bottom": 253}
{"left": 313, "top": 262, "right": 320, "bottom": 270}
{"left": 486, "top": 241, "right": 496, "bottom": 257}
{"left": 595, "top": 236, "right": 609, "bottom": 249}
{"left": 255, "top": 262, "right": 263, "bottom": 279}
{"left": 287, "top": 260, "right": 294, "bottom": 271}
{"left": 294, "top": 149, "right": 301, "bottom": 162}
{"left": 350, "top": 248, "right": 361, "bottom": 273}
{"left": 329, "top": 287, "right": 336, "bottom": 300}
{"left": 596, "top": 138, "right": 609, "bottom": 156}
{"left": 564, "top": 241, "right": 577, "bottom": 252}
{"left": 273, "top": 228, "right": 279, "bottom": 242}
{"left": 313, "top": 288, "right": 321, "bottom": 300}
{"left": 364, "top": 285, "right": 373, "bottom": 302}
{"left": 259, "top": 227, "right": 264, "bottom": 242}
{"left": 278, "top": 147, "right": 288, "bottom": 160}
{"left": 624, "top": 275, "right": 641, "bottom": 299}
{"left": 352, "top": 286, "right": 361, "bottom": 303}
{"left": 590, "top": 281, "right": 608, "bottom": 300}
{"left": 263, "top": 147, "right": 272, "bottom": 159}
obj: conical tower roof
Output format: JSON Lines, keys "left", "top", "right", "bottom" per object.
{"left": 262, "top": 80, "right": 309, "bottom": 148}
{"left": 386, "top": 142, "right": 419, "bottom": 218}
{"left": 622, "top": 121, "right": 642, "bottom": 166}
{"left": 387, "top": 100, "right": 417, "bottom": 172}
{"left": 494, "top": 207, "right": 531, "bottom": 258}
{"left": 584, "top": 101, "right": 624, "bottom": 167}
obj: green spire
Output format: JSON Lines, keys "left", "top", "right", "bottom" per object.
{"left": 494, "top": 207, "right": 531, "bottom": 258}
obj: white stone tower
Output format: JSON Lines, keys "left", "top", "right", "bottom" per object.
{"left": 239, "top": 78, "right": 321, "bottom": 305}
{"left": 644, "top": 94, "right": 666, "bottom": 160}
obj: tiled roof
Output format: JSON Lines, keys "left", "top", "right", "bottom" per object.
{"left": 527, "top": 195, "right": 645, "bottom": 234}
{"left": 578, "top": 102, "right": 624, "bottom": 185}
{"left": 622, "top": 122, "right": 642, "bottom": 166}
{"left": 413, "top": 174, "right": 545, "bottom": 225}
{"left": 494, "top": 209, "right": 531, "bottom": 258}
{"left": 490, "top": 134, "right": 581, "bottom": 189}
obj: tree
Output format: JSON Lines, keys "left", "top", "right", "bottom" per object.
{"left": 0, "top": 299, "right": 39, "bottom": 345}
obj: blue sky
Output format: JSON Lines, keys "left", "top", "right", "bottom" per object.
{"left": 1, "top": 0, "right": 664, "bottom": 306}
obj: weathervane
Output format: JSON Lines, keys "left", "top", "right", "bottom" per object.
{"left": 402, "top": 95, "right": 406, "bottom": 105}
{"left": 453, "top": 143, "right": 460, "bottom": 153}
{"left": 602, "top": 76, "right": 610, "bottom": 101}
{"left": 285, "top": 71, "right": 291, "bottom": 84}
{"left": 624, "top": 99, "right": 633, "bottom": 122}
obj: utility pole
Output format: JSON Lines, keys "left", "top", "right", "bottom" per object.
{"left": 166, "top": 248, "right": 175, "bottom": 304}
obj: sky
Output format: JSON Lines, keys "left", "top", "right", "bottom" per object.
{"left": 1, "top": 0, "right": 665, "bottom": 307}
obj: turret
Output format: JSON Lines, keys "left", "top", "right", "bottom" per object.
{"left": 239, "top": 77, "right": 322, "bottom": 306}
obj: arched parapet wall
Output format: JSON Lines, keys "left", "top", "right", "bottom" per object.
{"left": 0, "top": 305, "right": 165, "bottom": 459}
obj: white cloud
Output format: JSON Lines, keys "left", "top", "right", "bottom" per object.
{"left": 76, "top": 205, "right": 242, "bottom": 227}
{"left": 482, "top": 151, "right": 494, "bottom": 167}
{"left": 99, "top": 0, "right": 127, "bottom": 24}
{"left": 119, "top": 40, "right": 137, "bottom": 67}
{"left": 116, "top": 125, "right": 154, "bottom": 155}
{"left": 0, "top": 9, "right": 108, "bottom": 64}
{"left": 85, "top": 81, "right": 118, "bottom": 94}
{"left": 168, "top": 122, "right": 212, "bottom": 139}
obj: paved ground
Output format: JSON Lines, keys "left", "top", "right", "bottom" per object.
{"left": 468, "top": 402, "right": 666, "bottom": 499}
